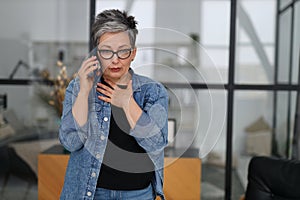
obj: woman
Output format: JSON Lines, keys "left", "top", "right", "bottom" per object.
{"left": 59, "top": 9, "right": 168, "bottom": 200}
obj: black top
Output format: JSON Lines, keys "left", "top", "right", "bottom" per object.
{"left": 97, "top": 103, "right": 154, "bottom": 190}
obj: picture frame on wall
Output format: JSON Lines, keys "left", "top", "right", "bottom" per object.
{"left": 167, "top": 118, "right": 176, "bottom": 148}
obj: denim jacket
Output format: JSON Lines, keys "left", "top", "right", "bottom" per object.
{"left": 59, "top": 69, "right": 168, "bottom": 200}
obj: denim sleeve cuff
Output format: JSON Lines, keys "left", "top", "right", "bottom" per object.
{"left": 59, "top": 110, "right": 89, "bottom": 151}
{"left": 76, "top": 122, "right": 88, "bottom": 142}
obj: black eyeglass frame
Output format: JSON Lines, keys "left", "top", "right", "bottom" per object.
{"left": 97, "top": 48, "right": 133, "bottom": 60}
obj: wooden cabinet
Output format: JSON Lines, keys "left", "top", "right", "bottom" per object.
{"left": 38, "top": 154, "right": 68, "bottom": 200}
{"left": 38, "top": 145, "right": 201, "bottom": 200}
{"left": 163, "top": 157, "right": 201, "bottom": 199}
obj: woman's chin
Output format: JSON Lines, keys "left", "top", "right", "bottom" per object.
{"left": 103, "top": 73, "right": 121, "bottom": 82}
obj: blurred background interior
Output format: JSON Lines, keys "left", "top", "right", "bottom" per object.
{"left": 0, "top": 0, "right": 299, "bottom": 200}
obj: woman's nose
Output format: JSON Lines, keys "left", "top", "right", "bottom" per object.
{"left": 111, "top": 54, "right": 119, "bottom": 63}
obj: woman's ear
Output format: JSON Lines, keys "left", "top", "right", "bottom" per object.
{"left": 131, "top": 47, "right": 137, "bottom": 61}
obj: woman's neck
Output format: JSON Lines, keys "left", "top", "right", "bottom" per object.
{"left": 103, "top": 72, "right": 131, "bottom": 85}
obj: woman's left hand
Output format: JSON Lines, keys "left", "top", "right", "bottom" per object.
{"left": 96, "top": 79, "right": 133, "bottom": 108}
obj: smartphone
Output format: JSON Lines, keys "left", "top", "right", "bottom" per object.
{"left": 86, "top": 47, "right": 102, "bottom": 78}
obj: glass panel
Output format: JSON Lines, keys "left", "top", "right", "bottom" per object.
{"left": 0, "top": 1, "right": 89, "bottom": 199}
{"left": 233, "top": 91, "right": 274, "bottom": 198}
{"left": 0, "top": 39, "right": 29, "bottom": 79}
{"left": 199, "top": 90, "right": 227, "bottom": 200}
{"left": 292, "top": 2, "right": 300, "bottom": 84}
{"left": 0, "top": 1, "right": 89, "bottom": 79}
{"left": 148, "top": 86, "right": 227, "bottom": 200}
{"left": 276, "top": 92, "right": 286, "bottom": 156}
{"left": 290, "top": 92, "right": 297, "bottom": 156}
{"left": 166, "top": 88, "right": 201, "bottom": 151}
{"left": 235, "top": 0, "right": 276, "bottom": 84}
{"left": 96, "top": 0, "right": 229, "bottom": 84}
{"left": 167, "top": 88, "right": 223, "bottom": 149}
{"left": 278, "top": 10, "right": 291, "bottom": 83}
{"left": 274, "top": 91, "right": 297, "bottom": 157}
{"left": 0, "top": 86, "right": 61, "bottom": 200}
{"left": 280, "top": 0, "right": 293, "bottom": 10}
{"left": 278, "top": 9, "right": 292, "bottom": 83}
{"left": 276, "top": 92, "right": 287, "bottom": 156}
{"left": 200, "top": 0, "right": 230, "bottom": 83}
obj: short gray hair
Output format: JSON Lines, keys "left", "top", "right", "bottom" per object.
{"left": 91, "top": 9, "right": 138, "bottom": 48}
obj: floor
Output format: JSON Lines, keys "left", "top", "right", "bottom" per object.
{"left": 201, "top": 163, "right": 245, "bottom": 200}
{"left": 0, "top": 145, "right": 38, "bottom": 200}
{"left": 0, "top": 164, "right": 244, "bottom": 200}
{"left": 0, "top": 175, "right": 37, "bottom": 200}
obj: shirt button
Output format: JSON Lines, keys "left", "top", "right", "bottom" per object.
{"left": 103, "top": 117, "right": 108, "bottom": 122}
{"left": 91, "top": 172, "right": 96, "bottom": 177}
{"left": 87, "top": 191, "right": 92, "bottom": 196}
{"left": 100, "top": 135, "right": 106, "bottom": 140}
{"left": 96, "top": 154, "right": 101, "bottom": 159}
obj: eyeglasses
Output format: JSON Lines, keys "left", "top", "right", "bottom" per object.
{"left": 98, "top": 48, "right": 132, "bottom": 60}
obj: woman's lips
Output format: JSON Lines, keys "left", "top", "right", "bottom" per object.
{"left": 109, "top": 67, "right": 121, "bottom": 72}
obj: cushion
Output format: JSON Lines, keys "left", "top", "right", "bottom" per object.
{"left": 0, "top": 111, "right": 16, "bottom": 140}
{"left": 245, "top": 156, "right": 300, "bottom": 200}
{"left": 2, "top": 109, "right": 24, "bottom": 131}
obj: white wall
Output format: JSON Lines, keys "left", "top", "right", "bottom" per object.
{"left": 0, "top": 0, "right": 89, "bottom": 126}
{"left": 155, "top": 0, "right": 200, "bottom": 43}
{"left": 0, "top": 0, "right": 89, "bottom": 42}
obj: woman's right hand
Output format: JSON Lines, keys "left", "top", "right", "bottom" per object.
{"left": 77, "top": 56, "right": 99, "bottom": 96}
